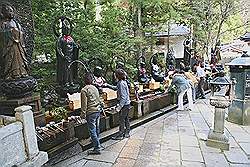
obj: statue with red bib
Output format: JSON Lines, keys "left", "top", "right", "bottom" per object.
{"left": 56, "top": 16, "right": 79, "bottom": 87}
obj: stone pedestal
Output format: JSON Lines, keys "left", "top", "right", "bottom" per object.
{"left": 0, "top": 93, "right": 45, "bottom": 126}
{"left": 206, "top": 96, "right": 230, "bottom": 150}
{"left": 131, "top": 100, "right": 143, "bottom": 119}
{"left": 15, "top": 105, "right": 48, "bottom": 166}
{"left": 106, "top": 109, "right": 119, "bottom": 128}
{"left": 141, "top": 93, "right": 172, "bottom": 115}
{"left": 228, "top": 99, "right": 250, "bottom": 125}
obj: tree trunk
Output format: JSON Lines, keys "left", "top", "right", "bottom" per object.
{"left": 136, "top": 3, "right": 143, "bottom": 57}
{"left": 214, "top": 19, "right": 224, "bottom": 47}
{"left": 95, "top": 0, "right": 101, "bottom": 21}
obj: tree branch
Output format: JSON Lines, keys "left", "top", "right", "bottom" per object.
{"left": 220, "top": 21, "right": 250, "bottom": 36}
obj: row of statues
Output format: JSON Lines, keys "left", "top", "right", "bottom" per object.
{"left": 0, "top": 2, "right": 185, "bottom": 98}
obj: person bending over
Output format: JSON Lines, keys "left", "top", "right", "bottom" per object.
{"left": 168, "top": 70, "right": 193, "bottom": 111}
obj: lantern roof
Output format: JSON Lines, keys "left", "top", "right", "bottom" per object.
{"left": 210, "top": 76, "right": 231, "bottom": 86}
{"left": 240, "top": 32, "right": 250, "bottom": 42}
{"left": 226, "top": 51, "right": 250, "bottom": 66}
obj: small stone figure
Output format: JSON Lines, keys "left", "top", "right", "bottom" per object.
{"left": 166, "top": 51, "right": 175, "bottom": 71}
{"left": 151, "top": 57, "right": 164, "bottom": 82}
{"left": 0, "top": 4, "right": 29, "bottom": 80}
{"left": 180, "top": 60, "right": 185, "bottom": 71}
{"left": 93, "top": 66, "right": 106, "bottom": 93}
{"left": 56, "top": 17, "right": 79, "bottom": 87}
{"left": 138, "top": 62, "right": 148, "bottom": 83}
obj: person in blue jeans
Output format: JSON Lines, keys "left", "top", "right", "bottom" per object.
{"left": 81, "top": 73, "right": 102, "bottom": 155}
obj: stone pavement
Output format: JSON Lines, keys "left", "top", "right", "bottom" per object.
{"left": 51, "top": 98, "right": 250, "bottom": 167}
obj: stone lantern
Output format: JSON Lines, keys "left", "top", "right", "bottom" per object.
{"left": 227, "top": 51, "right": 250, "bottom": 125}
{"left": 206, "top": 72, "right": 234, "bottom": 150}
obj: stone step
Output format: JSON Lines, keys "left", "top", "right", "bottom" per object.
{"left": 239, "top": 142, "right": 250, "bottom": 159}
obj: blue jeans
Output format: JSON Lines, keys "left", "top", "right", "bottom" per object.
{"left": 86, "top": 112, "right": 100, "bottom": 150}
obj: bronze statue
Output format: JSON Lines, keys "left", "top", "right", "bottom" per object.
{"left": 183, "top": 39, "right": 191, "bottom": 66}
{"left": 166, "top": 50, "right": 175, "bottom": 71}
{"left": 56, "top": 16, "right": 79, "bottom": 86}
{"left": 0, "top": 3, "right": 36, "bottom": 98}
{"left": 0, "top": 4, "right": 29, "bottom": 80}
{"left": 137, "top": 56, "right": 148, "bottom": 83}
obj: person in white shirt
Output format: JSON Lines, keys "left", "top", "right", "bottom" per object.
{"left": 196, "top": 62, "right": 206, "bottom": 99}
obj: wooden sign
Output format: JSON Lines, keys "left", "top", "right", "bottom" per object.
{"left": 68, "top": 93, "right": 81, "bottom": 111}
{"left": 149, "top": 82, "right": 160, "bottom": 90}
{"left": 102, "top": 88, "right": 117, "bottom": 101}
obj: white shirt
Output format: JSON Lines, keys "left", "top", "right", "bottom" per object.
{"left": 196, "top": 66, "right": 206, "bottom": 78}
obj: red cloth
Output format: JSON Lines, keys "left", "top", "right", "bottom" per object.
{"left": 63, "top": 35, "right": 73, "bottom": 42}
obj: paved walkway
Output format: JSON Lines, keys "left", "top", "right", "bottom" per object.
{"left": 51, "top": 98, "right": 250, "bottom": 167}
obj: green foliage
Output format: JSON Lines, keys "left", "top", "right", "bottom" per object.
{"left": 31, "top": 63, "right": 57, "bottom": 98}
{"left": 168, "top": 85, "right": 177, "bottom": 94}
{"left": 31, "top": 0, "right": 247, "bottom": 85}
{"left": 221, "top": 13, "right": 245, "bottom": 43}
{"left": 50, "top": 107, "right": 68, "bottom": 122}
{"left": 186, "top": 0, "right": 243, "bottom": 55}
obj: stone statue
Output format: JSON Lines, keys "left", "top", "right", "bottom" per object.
{"left": 183, "top": 39, "right": 191, "bottom": 66}
{"left": 151, "top": 56, "right": 164, "bottom": 82}
{"left": 0, "top": 3, "right": 36, "bottom": 98}
{"left": 93, "top": 66, "right": 106, "bottom": 93}
{"left": 0, "top": 4, "right": 29, "bottom": 80}
{"left": 166, "top": 50, "right": 175, "bottom": 71}
{"left": 56, "top": 16, "right": 79, "bottom": 86}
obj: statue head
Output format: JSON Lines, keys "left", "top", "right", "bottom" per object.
{"left": 61, "top": 17, "right": 71, "bottom": 35}
{"left": 152, "top": 57, "right": 158, "bottom": 65}
{"left": 116, "top": 61, "right": 124, "bottom": 69}
{"left": 1, "top": 4, "right": 15, "bottom": 20}
{"left": 93, "top": 66, "right": 103, "bottom": 77}
{"left": 140, "top": 62, "right": 146, "bottom": 68}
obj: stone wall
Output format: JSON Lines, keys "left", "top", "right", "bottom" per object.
{"left": 0, "top": 122, "right": 27, "bottom": 166}
{"left": 0, "top": 106, "right": 48, "bottom": 167}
